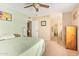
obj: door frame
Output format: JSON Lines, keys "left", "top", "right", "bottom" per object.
{"left": 27, "top": 20, "right": 32, "bottom": 37}
{"left": 65, "top": 25, "right": 77, "bottom": 51}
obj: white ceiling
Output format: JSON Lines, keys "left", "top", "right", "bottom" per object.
{"left": 50, "top": 3, "right": 78, "bottom": 12}
{"left": 0, "top": 3, "right": 78, "bottom": 15}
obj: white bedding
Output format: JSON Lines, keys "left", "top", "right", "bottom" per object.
{"left": 0, "top": 37, "right": 45, "bottom": 56}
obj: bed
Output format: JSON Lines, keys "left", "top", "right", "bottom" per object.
{"left": 0, "top": 36, "right": 45, "bottom": 56}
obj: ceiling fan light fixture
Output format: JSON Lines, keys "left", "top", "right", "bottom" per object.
{"left": 24, "top": 3, "right": 49, "bottom": 12}
{"left": 34, "top": 3, "right": 39, "bottom": 8}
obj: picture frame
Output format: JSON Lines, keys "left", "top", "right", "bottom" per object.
{"left": 41, "top": 21, "right": 46, "bottom": 26}
{"left": 0, "top": 11, "right": 12, "bottom": 21}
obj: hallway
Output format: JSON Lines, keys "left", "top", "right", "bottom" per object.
{"left": 44, "top": 40, "right": 79, "bottom": 56}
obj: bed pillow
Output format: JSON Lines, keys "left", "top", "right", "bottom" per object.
{"left": 0, "top": 34, "right": 15, "bottom": 40}
{"left": 14, "top": 34, "right": 21, "bottom": 37}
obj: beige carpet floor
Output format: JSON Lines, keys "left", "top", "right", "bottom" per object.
{"left": 43, "top": 40, "right": 79, "bottom": 56}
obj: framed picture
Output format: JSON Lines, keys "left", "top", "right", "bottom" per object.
{"left": 41, "top": 21, "right": 46, "bottom": 26}
{"left": 0, "top": 11, "right": 12, "bottom": 21}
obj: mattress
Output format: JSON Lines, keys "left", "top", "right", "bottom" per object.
{"left": 0, "top": 37, "right": 44, "bottom": 56}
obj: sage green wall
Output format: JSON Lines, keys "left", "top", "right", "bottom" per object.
{"left": 0, "top": 4, "right": 27, "bottom": 36}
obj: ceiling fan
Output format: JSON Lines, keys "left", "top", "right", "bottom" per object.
{"left": 24, "top": 3, "right": 49, "bottom": 12}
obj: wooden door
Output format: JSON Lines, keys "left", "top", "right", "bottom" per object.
{"left": 66, "top": 26, "right": 77, "bottom": 50}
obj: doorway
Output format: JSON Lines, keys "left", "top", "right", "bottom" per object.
{"left": 27, "top": 20, "right": 39, "bottom": 38}
{"left": 65, "top": 26, "right": 77, "bottom": 50}
{"left": 27, "top": 21, "right": 32, "bottom": 37}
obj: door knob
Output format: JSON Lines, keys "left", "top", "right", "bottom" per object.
{"left": 29, "top": 30, "right": 30, "bottom": 32}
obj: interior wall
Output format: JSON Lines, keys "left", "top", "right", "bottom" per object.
{"left": 32, "top": 16, "right": 51, "bottom": 40}
{"left": 30, "top": 13, "right": 63, "bottom": 40}
{"left": 0, "top": 4, "right": 27, "bottom": 36}
{"left": 38, "top": 16, "right": 51, "bottom": 40}
{"left": 62, "top": 12, "right": 72, "bottom": 42}
{"left": 57, "top": 14, "right": 63, "bottom": 38}
{"left": 62, "top": 5, "right": 79, "bottom": 51}
{"left": 50, "top": 13, "right": 63, "bottom": 40}
{"left": 71, "top": 6, "right": 79, "bottom": 51}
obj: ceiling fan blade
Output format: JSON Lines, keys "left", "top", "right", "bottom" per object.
{"left": 39, "top": 3, "right": 49, "bottom": 8}
{"left": 24, "top": 5, "right": 33, "bottom": 8}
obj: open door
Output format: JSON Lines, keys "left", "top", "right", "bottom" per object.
{"left": 65, "top": 26, "right": 77, "bottom": 50}
{"left": 27, "top": 20, "right": 39, "bottom": 38}
{"left": 27, "top": 21, "right": 32, "bottom": 37}
{"left": 32, "top": 21, "right": 39, "bottom": 38}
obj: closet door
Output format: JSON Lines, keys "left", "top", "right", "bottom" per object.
{"left": 66, "top": 26, "right": 77, "bottom": 50}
